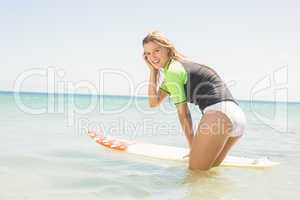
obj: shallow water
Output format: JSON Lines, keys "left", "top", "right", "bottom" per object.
{"left": 0, "top": 91, "right": 299, "bottom": 200}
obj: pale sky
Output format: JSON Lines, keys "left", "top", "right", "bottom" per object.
{"left": 1, "top": 0, "right": 299, "bottom": 102}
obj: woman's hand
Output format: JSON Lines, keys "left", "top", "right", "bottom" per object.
{"left": 143, "top": 54, "right": 157, "bottom": 72}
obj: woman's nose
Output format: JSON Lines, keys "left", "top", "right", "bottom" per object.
{"left": 150, "top": 55, "right": 158, "bottom": 60}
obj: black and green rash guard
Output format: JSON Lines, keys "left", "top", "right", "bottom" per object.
{"left": 159, "top": 59, "right": 238, "bottom": 112}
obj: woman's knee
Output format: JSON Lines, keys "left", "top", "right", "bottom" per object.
{"left": 189, "top": 162, "right": 213, "bottom": 171}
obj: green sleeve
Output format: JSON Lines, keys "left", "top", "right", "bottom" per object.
{"left": 159, "top": 59, "right": 187, "bottom": 104}
{"left": 167, "top": 81, "right": 187, "bottom": 104}
{"left": 159, "top": 81, "right": 170, "bottom": 94}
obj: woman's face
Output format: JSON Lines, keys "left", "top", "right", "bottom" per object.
{"left": 143, "top": 41, "right": 170, "bottom": 70}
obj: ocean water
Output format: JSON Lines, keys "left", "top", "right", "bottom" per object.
{"left": 0, "top": 91, "right": 299, "bottom": 200}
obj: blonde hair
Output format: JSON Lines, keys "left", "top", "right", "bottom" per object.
{"left": 142, "top": 31, "right": 185, "bottom": 61}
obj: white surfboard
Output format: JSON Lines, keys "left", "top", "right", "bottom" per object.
{"left": 88, "top": 132, "right": 280, "bottom": 168}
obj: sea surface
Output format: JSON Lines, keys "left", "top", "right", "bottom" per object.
{"left": 0, "top": 91, "right": 299, "bottom": 200}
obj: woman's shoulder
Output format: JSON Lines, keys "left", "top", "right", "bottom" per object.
{"left": 179, "top": 58, "right": 209, "bottom": 68}
{"left": 167, "top": 59, "right": 187, "bottom": 74}
{"left": 179, "top": 58, "right": 217, "bottom": 72}
{"left": 163, "top": 59, "right": 187, "bottom": 82}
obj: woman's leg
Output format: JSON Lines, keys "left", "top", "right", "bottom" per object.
{"left": 189, "top": 111, "right": 233, "bottom": 170}
{"left": 212, "top": 135, "right": 242, "bottom": 167}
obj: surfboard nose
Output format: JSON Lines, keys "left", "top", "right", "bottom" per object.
{"left": 88, "top": 131, "right": 128, "bottom": 151}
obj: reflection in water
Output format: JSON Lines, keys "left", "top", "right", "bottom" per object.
{"left": 182, "top": 168, "right": 237, "bottom": 200}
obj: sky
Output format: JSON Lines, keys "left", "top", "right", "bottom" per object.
{"left": 0, "top": 0, "right": 299, "bottom": 102}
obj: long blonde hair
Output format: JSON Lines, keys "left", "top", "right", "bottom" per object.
{"left": 142, "top": 31, "right": 185, "bottom": 61}
{"left": 142, "top": 31, "right": 185, "bottom": 87}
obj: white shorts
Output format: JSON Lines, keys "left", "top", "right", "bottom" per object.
{"left": 203, "top": 101, "right": 247, "bottom": 137}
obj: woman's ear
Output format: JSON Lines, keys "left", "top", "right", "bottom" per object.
{"left": 168, "top": 49, "right": 174, "bottom": 58}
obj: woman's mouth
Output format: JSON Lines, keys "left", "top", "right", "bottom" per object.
{"left": 152, "top": 60, "right": 160, "bottom": 65}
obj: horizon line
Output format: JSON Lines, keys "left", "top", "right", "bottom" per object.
{"left": 0, "top": 90, "right": 299, "bottom": 104}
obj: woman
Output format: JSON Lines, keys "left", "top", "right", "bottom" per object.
{"left": 143, "top": 31, "right": 247, "bottom": 170}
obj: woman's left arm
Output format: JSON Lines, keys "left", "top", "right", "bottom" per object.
{"left": 176, "top": 102, "right": 194, "bottom": 149}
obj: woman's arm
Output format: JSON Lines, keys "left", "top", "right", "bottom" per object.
{"left": 176, "top": 102, "right": 194, "bottom": 149}
{"left": 144, "top": 54, "right": 168, "bottom": 107}
{"left": 148, "top": 69, "right": 168, "bottom": 107}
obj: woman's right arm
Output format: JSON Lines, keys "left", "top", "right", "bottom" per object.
{"left": 148, "top": 69, "right": 168, "bottom": 107}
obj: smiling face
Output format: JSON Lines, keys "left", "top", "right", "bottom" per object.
{"left": 143, "top": 41, "right": 170, "bottom": 70}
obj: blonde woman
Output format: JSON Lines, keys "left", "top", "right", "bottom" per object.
{"left": 143, "top": 31, "right": 246, "bottom": 170}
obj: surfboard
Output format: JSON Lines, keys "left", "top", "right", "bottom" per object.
{"left": 88, "top": 131, "right": 280, "bottom": 168}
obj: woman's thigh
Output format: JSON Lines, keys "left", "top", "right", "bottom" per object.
{"left": 212, "top": 135, "right": 242, "bottom": 167}
{"left": 189, "top": 111, "right": 233, "bottom": 170}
